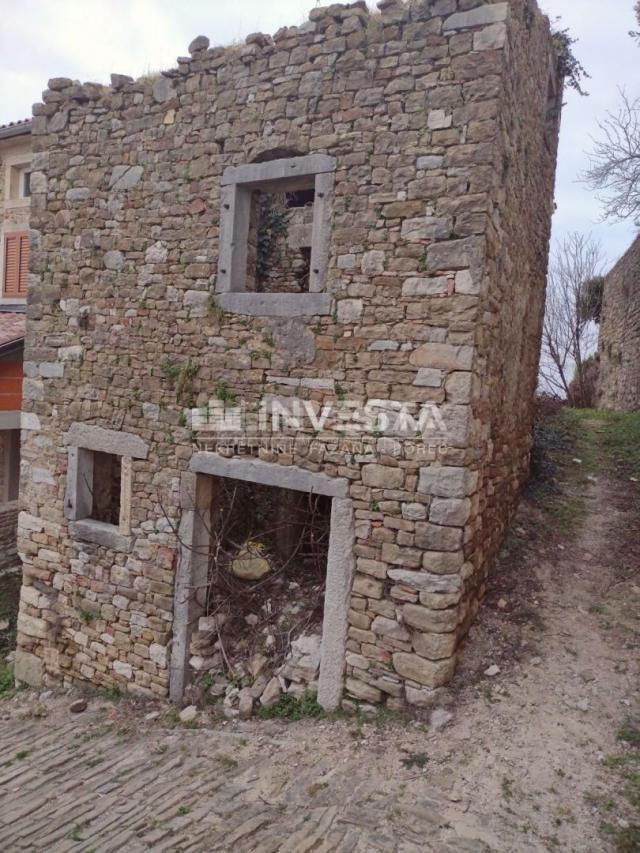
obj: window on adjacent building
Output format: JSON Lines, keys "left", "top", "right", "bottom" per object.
{"left": 21, "top": 171, "right": 31, "bottom": 199}
{"left": 3, "top": 233, "right": 29, "bottom": 298}
{"left": 7, "top": 163, "right": 32, "bottom": 202}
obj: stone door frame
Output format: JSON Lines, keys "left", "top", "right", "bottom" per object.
{"left": 170, "top": 452, "right": 355, "bottom": 710}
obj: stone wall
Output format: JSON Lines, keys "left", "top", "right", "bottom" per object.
{"left": 598, "top": 235, "right": 640, "bottom": 412}
{"left": 0, "top": 501, "right": 19, "bottom": 573}
{"left": 16, "top": 0, "right": 562, "bottom": 706}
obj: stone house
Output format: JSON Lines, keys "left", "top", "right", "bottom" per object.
{"left": 598, "top": 234, "right": 640, "bottom": 412}
{"left": 0, "top": 119, "right": 31, "bottom": 573}
{"left": 15, "top": 0, "right": 563, "bottom": 711}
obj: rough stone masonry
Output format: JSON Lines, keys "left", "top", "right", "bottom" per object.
{"left": 15, "top": 0, "right": 563, "bottom": 709}
{"left": 598, "top": 235, "right": 640, "bottom": 412}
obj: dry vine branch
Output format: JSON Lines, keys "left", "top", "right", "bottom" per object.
{"left": 584, "top": 91, "right": 640, "bottom": 224}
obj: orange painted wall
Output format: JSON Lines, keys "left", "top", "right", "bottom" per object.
{"left": 0, "top": 358, "right": 23, "bottom": 411}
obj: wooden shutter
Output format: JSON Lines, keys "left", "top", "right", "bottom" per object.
{"left": 18, "top": 234, "right": 29, "bottom": 295}
{"left": 3, "top": 233, "right": 29, "bottom": 297}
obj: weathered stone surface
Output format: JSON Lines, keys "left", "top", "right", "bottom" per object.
{"left": 188, "top": 35, "right": 210, "bottom": 54}
{"left": 371, "top": 616, "right": 410, "bottom": 642}
{"left": 443, "top": 3, "right": 508, "bottom": 31}
{"left": 413, "top": 631, "right": 457, "bottom": 660}
{"left": 598, "top": 236, "right": 640, "bottom": 412}
{"left": 361, "top": 250, "right": 385, "bottom": 274}
{"left": 429, "top": 498, "right": 471, "bottom": 526}
{"left": 413, "top": 368, "right": 442, "bottom": 388}
{"left": 392, "top": 652, "right": 456, "bottom": 687}
{"left": 16, "top": 0, "right": 563, "bottom": 711}
{"left": 409, "top": 343, "right": 474, "bottom": 370}
{"left": 418, "top": 466, "right": 478, "bottom": 498}
{"left": 337, "top": 299, "right": 363, "bottom": 323}
{"left": 362, "top": 464, "right": 404, "bottom": 489}
{"left": 415, "top": 522, "right": 463, "bottom": 552}
{"left": 13, "top": 649, "right": 43, "bottom": 687}
{"left": 109, "top": 165, "right": 144, "bottom": 191}
{"left": 388, "top": 569, "right": 462, "bottom": 594}
{"left": 103, "top": 250, "right": 124, "bottom": 271}
{"left": 402, "top": 604, "right": 459, "bottom": 633}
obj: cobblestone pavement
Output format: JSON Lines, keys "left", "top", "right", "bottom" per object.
{"left": 0, "top": 696, "right": 487, "bottom": 852}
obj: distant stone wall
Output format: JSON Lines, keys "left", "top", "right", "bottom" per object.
{"left": 16, "top": 0, "right": 562, "bottom": 707}
{"left": 0, "top": 501, "right": 19, "bottom": 573}
{"left": 598, "top": 235, "right": 640, "bottom": 412}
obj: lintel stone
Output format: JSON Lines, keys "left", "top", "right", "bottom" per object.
{"left": 221, "top": 153, "right": 336, "bottom": 186}
{"left": 66, "top": 422, "right": 149, "bottom": 459}
{"left": 190, "top": 451, "right": 349, "bottom": 497}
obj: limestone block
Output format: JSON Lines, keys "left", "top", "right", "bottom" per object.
{"left": 443, "top": 3, "right": 508, "bottom": 31}
{"left": 14, "top": 649, "right": 44, "bottom": 687}
{"left": 392, "top": 652, "right": 456, "bottom": 687}
{"left": 113, "top": 660, "right": 133, "bottom": 679}
{"left": 429, "top": 497, "right": 471, "bottom": 526}
{"left": 402, "top": 604, "right": 459, "bottom": 633}
{"left": 473, "top": 22, "right": 507, "bottom": 50}
{"left": 337, "top": 299, "right": 363, "bottom": 323}
{"left": 387, "top": 569, "right": 462, "bottom": 594}
{"left": 345, "top": 677, "right": 382, "bottom": 703}
{"left": 109, "top": 165, "right": 144, "bottom": 190}
{"left": 409, "top": 343, "right": 474, "bottom": 370}
{"left": 413, "top": 368, "right": 443, "bottom": 388}
{"left": 104, "top": 250, "right": 124, "bottom": 271}
{"left": 361, "top": 250, "right": 385, "bottom": 275}
{"left": 402, "top": 276, "right": 449, "bottom": 296}
{"left": 415, "top": 522, "right": 463, "bottom": 551}
{"left": 371, "top": 616, "right": 410, "bottom": 642}
{"left": 362, "top": 464, "right": 404, "bottom": 489}
{"left": 418, "top": 465, "right": 478, "bottom": 498}
{"left": 413, "top": 631, "right": 457, "bottom": 660}
{"left": 421, "top": 551, "right": 465, "bottom": 574}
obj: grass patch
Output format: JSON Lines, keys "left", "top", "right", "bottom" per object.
{"left": 0, "top": 660, "right": 14, "bottom": 700}
{"left": 401, "top": 752, "right": 429, "bottom": 769}
{"left": 598, "top": 718, "right": 640, "bottom": 850}
{"left": 0, "top": 571, "right": 21, "bottom": 656}
{"left": 565, "top": 409, "right": 640, "bottom": 480}
{"left": 257, "top": 691, "right": 325, "bottom": 721}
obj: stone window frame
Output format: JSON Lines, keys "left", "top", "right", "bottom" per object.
{"left": 64, "top": 423, "right": 149, "bottom": 552}
{"left": 215, "top": 154, "right": 336, "bottom": 318}
{"left": 3, "top": 151, "right": 32, "bottom": 207}
{"left": 170, "top": 452, "right": 354, "bottom": 710}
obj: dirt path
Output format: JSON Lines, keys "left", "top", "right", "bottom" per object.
{"left": 0, "top": 416, "right": 638, "bottom": 852}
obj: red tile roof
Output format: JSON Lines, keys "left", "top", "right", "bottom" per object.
{"left": 0, "top": 313, "right": 26, "bottom": 348}
{"left": 0, "top": 119, "right": 32, "bottom": 140}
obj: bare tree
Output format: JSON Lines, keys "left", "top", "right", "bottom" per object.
{"left": 584, "top": 91, "right": 640, "bottom": 224}
{"left": 540, "top": 233, "right": 604, "bottom": 406}
{"left": 632, "top": 2, "right": 640, "bottom": 44}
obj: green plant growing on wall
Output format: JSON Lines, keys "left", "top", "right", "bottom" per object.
{"left": 216, "top": 380, "right": 237, "bottom": 404}
{"left": 208, "top": 295, "right": 225, "bottom": 322}
{"left": 256, "top": 195, "right": 289, "bottom": 286}
{"left": 552, "top": 26, "right": 589, "bottom": 95}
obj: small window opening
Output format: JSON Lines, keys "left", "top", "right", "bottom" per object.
{"left": 21, "top": 171, "right": 31, "bottom": 198}
{"left": 90, "top": 451, "right": 121, "bottom": 525}
{"left": 246, "top": 182, "right": 315, "bottom": 294}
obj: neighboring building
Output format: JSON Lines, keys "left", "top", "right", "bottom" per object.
{"left": 598, "top": 235, "right": 640, "bottom": 412}
{"left": 0, "top": 119, "right": 31, "bottom": 572}
{"left": 15, "top": 0, "right": 563, "bottom": 709}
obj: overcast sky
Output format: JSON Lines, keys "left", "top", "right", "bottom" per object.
{"left": 1, "top": 0, "right": 638, "bottom": 268}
